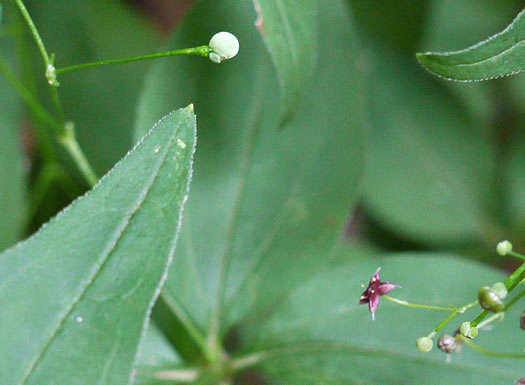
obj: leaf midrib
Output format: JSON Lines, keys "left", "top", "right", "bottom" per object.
{"left": 20, "top": 118, "right": 183, "bottom": 385}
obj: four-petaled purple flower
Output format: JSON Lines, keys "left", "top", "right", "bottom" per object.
{"left": 359, "top": 267, "right": 400, "bottom": 320}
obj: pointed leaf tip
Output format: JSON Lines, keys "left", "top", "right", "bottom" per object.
{"left": 417, "top": 8, "right": 525, "bottom": 82}
{"left": 0, "top": 108, "right": 196, "bottom": 385}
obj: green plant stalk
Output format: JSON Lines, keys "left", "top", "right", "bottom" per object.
{"left": 59, "top": 129, "right": 98, "bottom": 187}
{"left": 0, "top": 56, "right": 59, "bottom": 161}
{"left": 508, "top": 251, "right": 525, "bottom": 261}
{"left": 0, "top": 56, "right": 61, "bottom": 133}
{"left": 476, "top": 312, "right": 504, "bottom": 329}
{"left": 382, "top": 295, "right": 457, "bottom": 312}
{"left": 55, "top": 46, "right": 212, "bottom": 75}
{"left": 458, "top": 336, "right": 525, "bottom": 359}
{"left": 426, "top": 300, "right": 478, "bottom": 337}
{"left": 13, "top": 0, "right": 51, "bottom": 66}
{"left": 133, "top": 368, "right": 200, "bottom": 382}
{"left": 504, "top": 288, "right": 525, "bottom": 310}
{"left": 11, "top": 2, "right": 58, "bottom": 165}
{"left": 13, "top": 0, "right": 98, "bottom": 186}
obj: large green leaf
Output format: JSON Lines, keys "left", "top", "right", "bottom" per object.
{"left": 252, "top": 0, "right": 318, "bottom": 123}
{"left": 240, "top": 255, "right": 524, "bottom": 384}
{"left": 135, "top": 0, "right": 364, "bottom": 374}
{"left": 417, "top": 6, "right": 525, "bottom": 81}
{"left": 0, "top": 107, "right": 196, "bottom": 385}
{"left": 0, "top": 27, "right": 26, "bottom": 250}
{"left": 25, "top": 0, "right": 159, "bottom": 175}
{"left": 363, "top": 53, "right": 497, "bottom": 245}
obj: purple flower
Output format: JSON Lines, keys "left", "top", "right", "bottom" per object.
{"left": 359, "top": 267, "right": 400, "bottom": 320}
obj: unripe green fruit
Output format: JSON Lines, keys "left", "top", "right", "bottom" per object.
{"left": 478, "top": 286, "right": 504, "bottom": 313}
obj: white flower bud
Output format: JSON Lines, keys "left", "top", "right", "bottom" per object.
{"left": 496, "top": 240, "right": 512, "bottom": 256}
{"left": 209, "top": 32, "right": 239, "bottom": 63}
{"left": 46, "top": 64, "right": 59, "bottom": 87}
{"left": 416, "top": 337, "right": 433, "bottom": 352}
{"left": 491, "top": 282, "right": 508, "bottom": 300}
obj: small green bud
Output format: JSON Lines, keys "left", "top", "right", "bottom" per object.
{"left": 478, "top": 286, "right": 505, "bottom": 313}
{"left": 491, "top": 282, "right": 508, "bottom": 300}
{"left": 459, "top": 321, "right": 478, "bottom": 339}
{"left": 496, "top": 240, "right": 512, "bottom": 256}
{"left": 416, "top": 337, "right": 433, "bottom": 352}
{"left": 45, "top": 64, "right": 59, "bottom": 87}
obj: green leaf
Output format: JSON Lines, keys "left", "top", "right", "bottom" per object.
{"left": 363, "top": 53, "right": 496, "bottom": 244}
{"left": 26, "top": 0, "right": 159, "bottom": 174}
{"left": 239, "top": 255, "right": 524, "bottom": 385}
{"left": 0, "top": 107, "right": 196, "bottom": 385}
{"left": 135, "top": 0, "right": 364, "bottom": 365}
{"left": 252, "top": 0, "right": 318, "bottom": 124}
{"left": 0, "top": 29, "right": 26, "bottom": 250}
{"left": 417, "top": 7, "right": 525, "bottom": 81}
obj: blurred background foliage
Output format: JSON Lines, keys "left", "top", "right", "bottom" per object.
{"left": 0, "top": 0, "right": 521, "bottom": 261}
{"left": 1, "top": 0, "right": 525, "bottom": 381}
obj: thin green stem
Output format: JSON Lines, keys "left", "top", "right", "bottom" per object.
{"left": 382, "top": 295, "right": 457, "bottom": 312}
{"left": 506, "top": 262, "right": 525, "bottom": 292}
{"left": 0, "top": 56, "right": 62, "bottom": 134}
{"left": 12, "top": 0, "right": 98, "bottom": 187}
{"left": 13, "top": 0, "right": 51, "bottom": 66}
{"left": 508, "top": 251, "right": 525, "bottom": 261}
{"left": 59, "top": 126, "right": 98, "bottom": 187}
{"left": 476, "top": 312, "right": 504, "bottom": 329}
{"left": 56, "top": 46, "right": 212, "bottom": 75}
{"left": 427, "top": 300, "right": 478, "bottom": 336}
{"left": 458, "top": 336, "right": 525, "bottom": 359}
{"left": 160, "top": 292, "right": 209, "bottom": 355}
{"left": 133, "top": 368, "right": 200, "bottom": 382}
{"left": 504, "top": 288, "right": 525, "bottom": 311}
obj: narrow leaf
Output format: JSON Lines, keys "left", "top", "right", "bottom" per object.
{"left": 252, "top": 0, "right": 318, "bottom": 123}
{"left": 417, "top": 7, "right": 525, "bottom": 81}
{"left": 0, "top": 107, "right": 196, "bottom": 385}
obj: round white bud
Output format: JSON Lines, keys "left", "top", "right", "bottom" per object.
{"left": 416, "top": 337, "right": 433, "bottom": 353}
{"left": 496, "top": 240, "right": 512, "bottom": 256}
{"left": 209, "top": 32, "right": 239, "bottom": 63}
